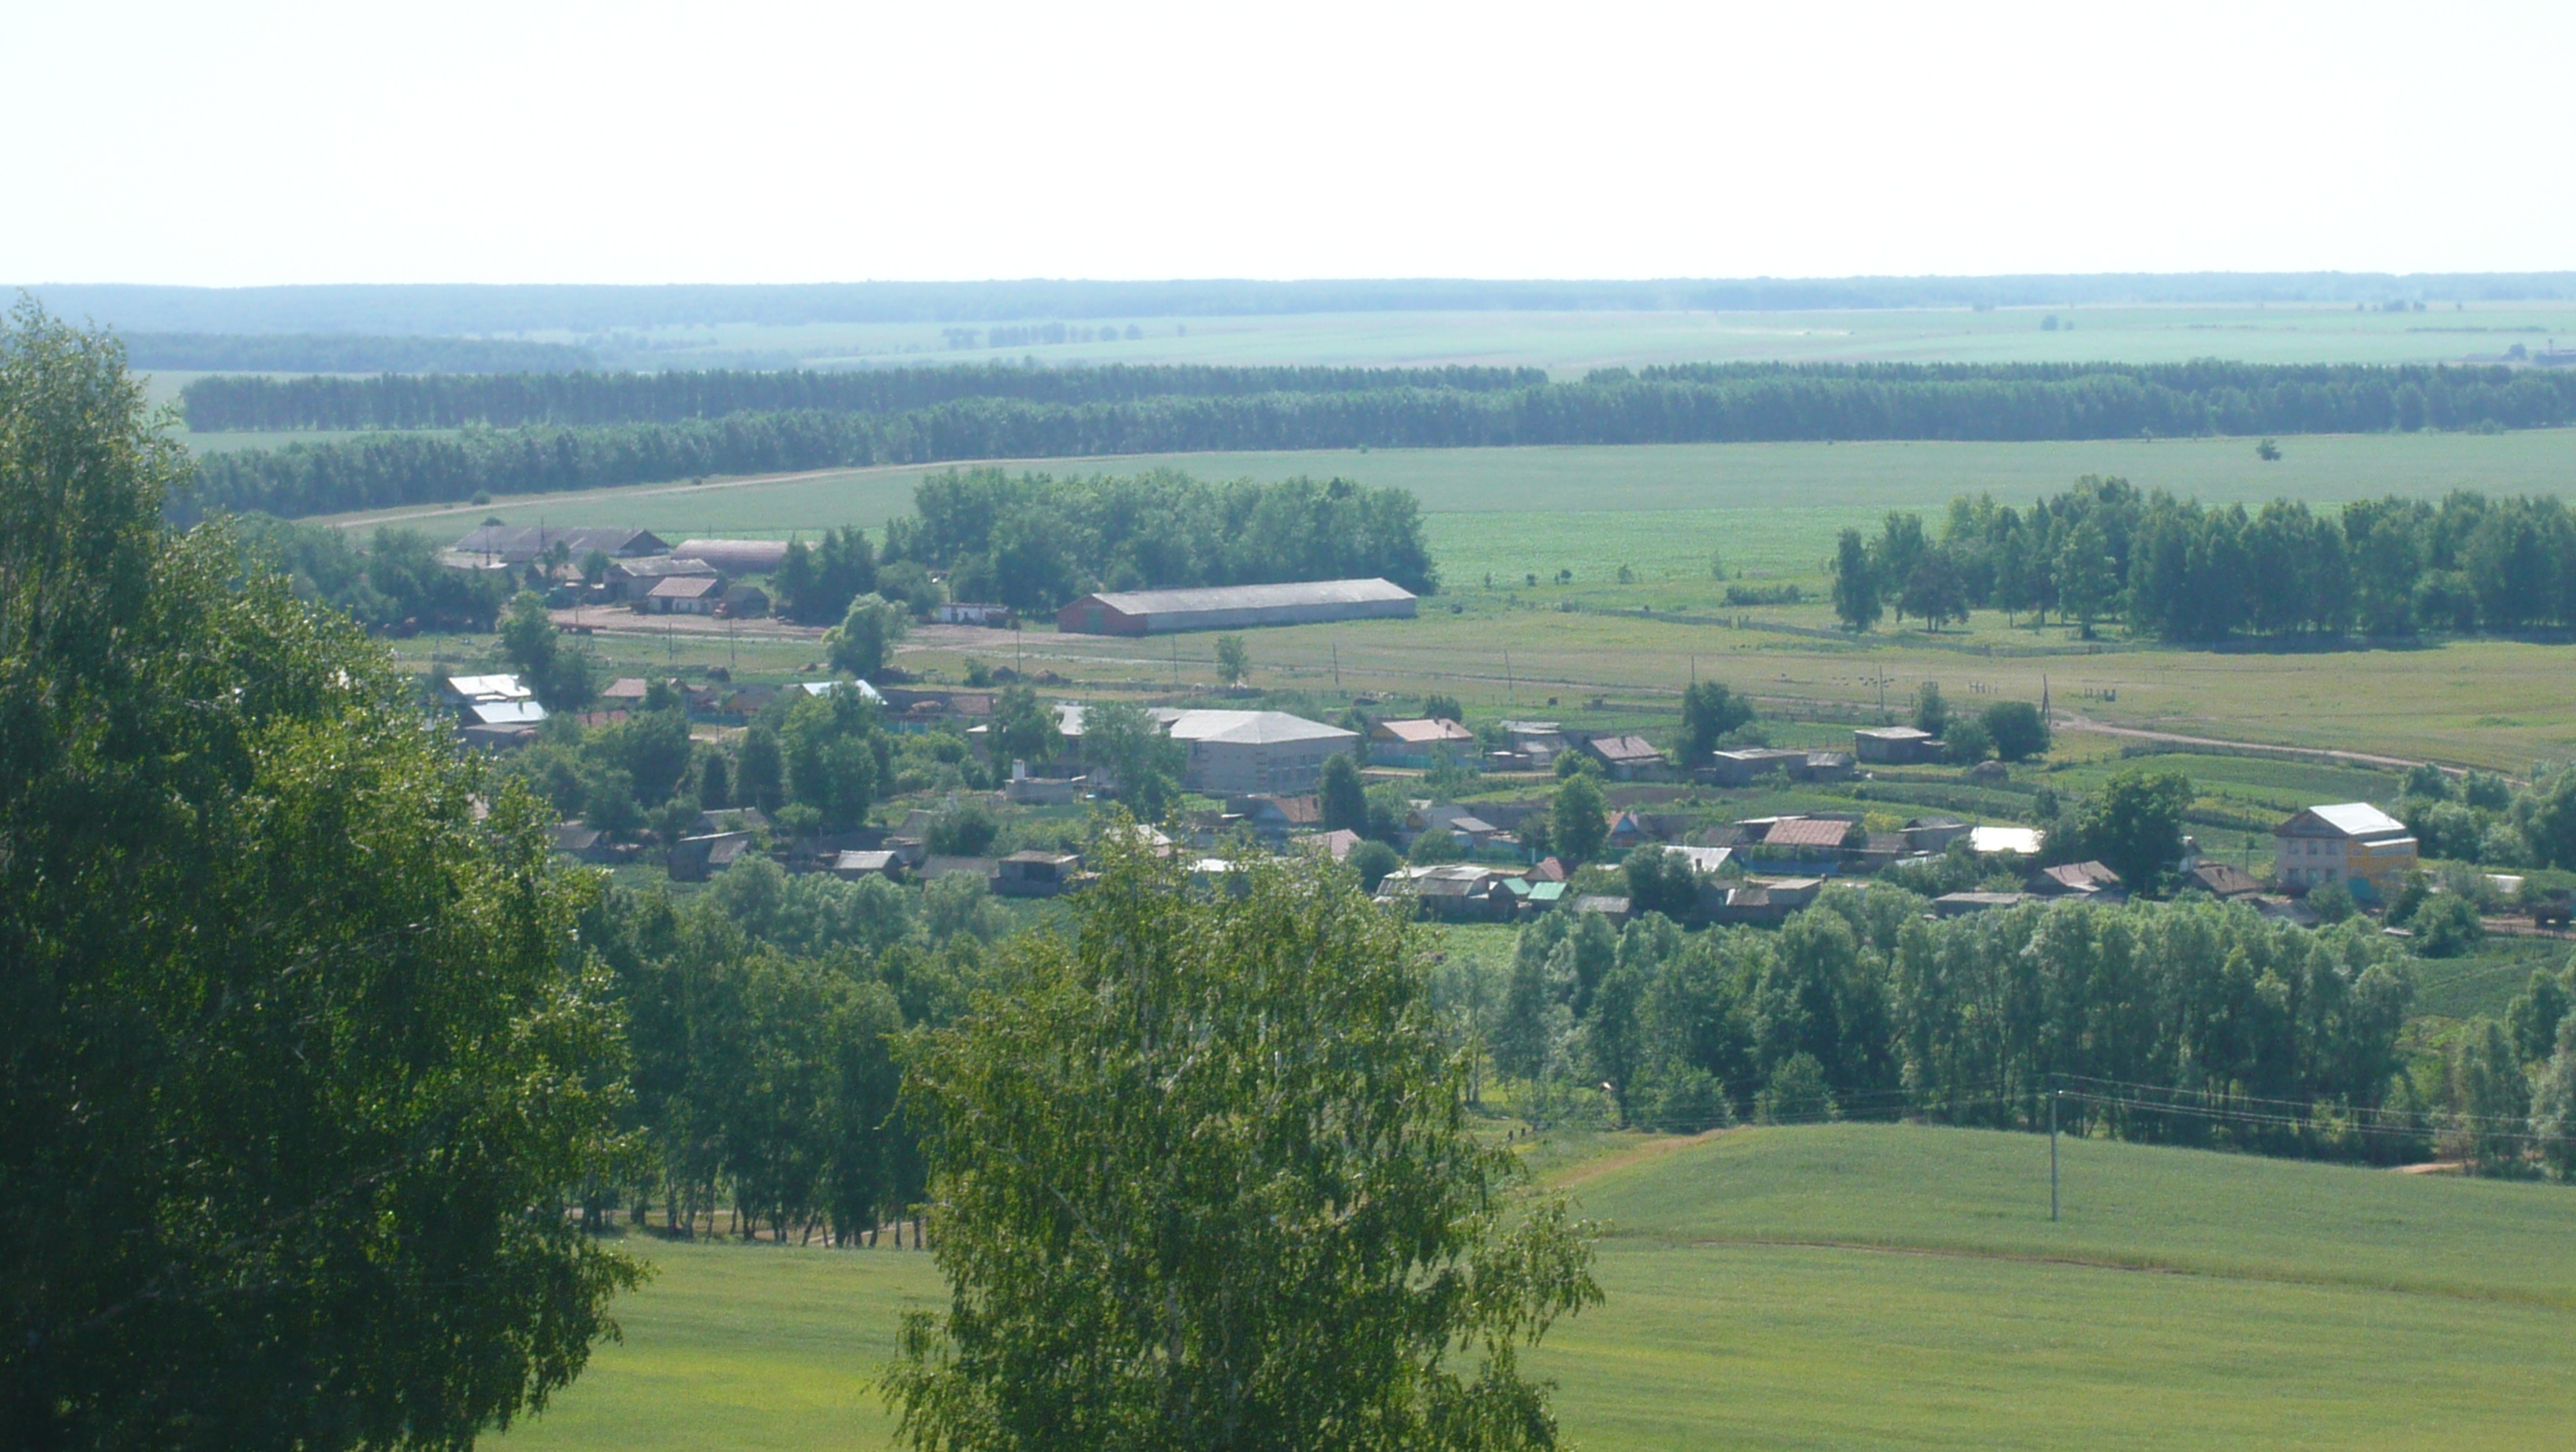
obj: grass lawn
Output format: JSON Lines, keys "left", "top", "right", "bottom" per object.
{"left": 492, "top": 1123, "right": 2576, "bottom": 1452}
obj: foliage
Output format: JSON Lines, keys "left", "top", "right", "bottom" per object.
{"left": 991, "top": 684, "right": 1061, "bottom": 766}
{"left": 186, "top": 362, "right": 2576, "bottom": 521}
{"left": 1830, "top": 528, "right": 1880, "bottom": 631}
{"left": 1979, "top": 701, "right": 2050, "bottom": 762}
{"left": 826, "top": 593, "right": 909, "bottom": 679}
{"left": 2409, "top": 893, "right": 2484, "bottom": 958}
{"left": 887, "top": 827, "right": 1600, "bottom": 1452}
{"left": 1080, "top": 700, "right": 1186, "bottom": 818}
{"left": 2057, "top": 768, "right": 2194, "bottom": 891}
{"left": 1912, "top": 682, "right": 1948, "bottom": 736}
{"left": 776, "top": 526, "right": 878, "bottom": 624}
{"left": 1347, "top": 839, "right": 1402, "bottom": 893}
{"left": 1676, "top": 679, "right": 1754, "bottom": 763}
{"left": 1551, "top": 774, "right": 1609, "bottom": 864}
{"left": 1941, "top": 717, "right": 1991, "bottom": 764}
{"left": 1212, "top": 633, "right": 1249, "bottom": 687}
{"left": 1319, "top": 752, "right": 1368, "bottom": 834}
{"left": 925, "top": 801, "right": 1001, "bottom": 858}
{"left": 0, "top": 305, "right": 638, "bottom": 1448}
{"left": 498, "top": 589, "right": 598, "bottom": 708}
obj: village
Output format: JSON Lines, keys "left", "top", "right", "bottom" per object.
{"left": 419, "top": 520, "right": 2570, "bottom": 945}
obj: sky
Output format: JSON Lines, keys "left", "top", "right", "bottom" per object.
{"left": 6, "top": 0, "right": 2572, "bottom": 286}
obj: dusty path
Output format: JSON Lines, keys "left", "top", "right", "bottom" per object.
{"left": 2050, "top": 711, "right": 2460, "bottom": 776}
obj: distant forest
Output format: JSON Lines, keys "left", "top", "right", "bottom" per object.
{"left": 180, "top": 363, "right": 1548, "bottom": 432}
{"left": 1846, "top": 476, "right": 2576, "bottom": 640}
{"left": 32, "top": 273, "right": 2576, "bottom": 335}
{"left": 188, "top": 361, "right": 2576, "bottom": 520}
{"left": 123, "top": 333, "right": 597, "bottom": 375}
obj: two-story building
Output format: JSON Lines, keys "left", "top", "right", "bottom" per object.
{"left": 2272, "top": 803, "right": 2417, "bottom": 901}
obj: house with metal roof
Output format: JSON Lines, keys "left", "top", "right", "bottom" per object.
{"left": 1163, "top": 710, "right": 1357, "bottom": 795}
{"left": 2273, "top": 803, "right": 2417, "bottom": 900}
{"left": 646, "top": 575, "right": 722, "bottom": 615}
{"left": 1057, "top": 578, "right": 1417, "bottom": 635}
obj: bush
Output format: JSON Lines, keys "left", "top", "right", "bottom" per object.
{"left": 2305, "top": 879, "right": 2357, "bottom": 924}
{"left": 1981, "top": 701, "right": 2050, "bottom": 762}
{"left": 1754, "top": 1053, "right": 1838, "bottom": 1125}
{"left": 1942, "top": 717, "right": 1993, "bottom": 763}
{"left": 926, "top": 801, "right": 1000, "bottom": 857}
{"left": 2412, "top": 893, "right": 2484, "bottom": 958}
{"left": 1347, "top": 840, "right": 1401, "bottom": 893}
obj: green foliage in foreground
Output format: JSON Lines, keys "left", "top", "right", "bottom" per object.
{"left": 495, "top": 1124, "right": 2576, "bottom": 1452}
{"left": 2, "top": 305, "right": 638, "bottom": 1447}
{"left": 889, "top": 829, "right": 1599, "bottom": 1452}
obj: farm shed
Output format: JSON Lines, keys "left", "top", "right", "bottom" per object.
{"left": 1853, "top": 726, "right": 1942, "bottom": 765}
{"left": 1056, "top": 578, "right": 1417, "bottom": 635}
{"left": 451, "top": 526, "right": 668, "bottom": 565}
{"left": 672, "top": 539, "right": 790, "bottom": 574}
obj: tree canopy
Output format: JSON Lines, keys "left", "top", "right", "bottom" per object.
{"left": 0, "top": 304, "right": 638, "bottom": 1449}
{"left": 889, "top": 825, "right": 1599, "bottom": 1452}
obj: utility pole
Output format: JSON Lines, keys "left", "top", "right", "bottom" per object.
{"left": 2050, "top": 1091, "right": 2061, "bottom": 1223}
{"left": 1332, "top": 640, "right": 1340, "bottom": 690}
{"left": 1504, "top": 650, "right": 1513, "bottom": 706}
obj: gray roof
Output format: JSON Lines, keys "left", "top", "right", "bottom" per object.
{"left": 1163, "top": 709, "right": 1357, "bottom": 747}
{"left": 672, "top": 539, "right": 791, "bottom": 573}
{"left": 1085, "top": 578, "right": 1415, "bottom": 615}
{"left": 446, "top": 674, "right": 530, "bottom": 702}
{"left": 1855, "top": 726, "right": 1934, "bottom": 741}
{"left": 648, "top": 574, "right": 721, "bottom": 599}
{"left": 468, "top": 699, "right": 548, "bottom": 725}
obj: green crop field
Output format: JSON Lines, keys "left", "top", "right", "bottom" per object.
{"left": 492, "top": 1124, "right": 2576, "bottom": 1451}
{"left": 463, "top": 301, "right": 2576, "bottom": 376}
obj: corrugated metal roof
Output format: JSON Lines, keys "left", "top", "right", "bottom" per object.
{"left": 447, "top": 674, "right": 530, "bottom": 701}
{"left": 1970, "top": 825, "right": 2046, "bottom": 855}
{"left": 2286, "top": 803, "right": 2408, "bottom": 838}
{"left": 469, "top": 700, "right": 549, "bottom": 725}
{"left": 1086, "top": 578, "right": 1415, "bottom": 615}
{"left": 1375, "top": 718, "right": 1474, "bottom": 744}
{"left": 648, "top": 574, "right": 721, "bottom": 599}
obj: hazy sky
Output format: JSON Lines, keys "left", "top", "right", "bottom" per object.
{"left": 8, "top": 0, "right": 2571, "bottom": 286}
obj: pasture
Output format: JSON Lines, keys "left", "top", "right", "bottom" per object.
{"left": 492, "top": 1124, "right": 2576, "bottom": 1452}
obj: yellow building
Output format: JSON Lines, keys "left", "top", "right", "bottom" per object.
{"left": 2272, "top": 803, "right": 2417, "bottom": 902}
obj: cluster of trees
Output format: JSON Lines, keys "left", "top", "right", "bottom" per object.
{"left": 574, "top": 857, "right": 1011, "bottom": 1246}
{"left": 188, "top": 363, "right": 2576, "bottom": 521}
{"left": 1490, "top": 889, "right": 2430, "bottom": 1155}
{"left": 181, "top": 361, "right": 1547, "bottom": 431}
{"left": 3, "top": 303, "right": 638, "bottom": 1443}
{"left": 1909, "top": 682, "right": 2052, "bottom": 765}
{"left": 1833, "top": 477, "right": 2576, "bottom": 640}
{"left": 889, "top": 466, "right": 1438, "bottom": 608}
{"left": 232, "top": 514, "right": 515, "bottom": 631}
{"left": 2392, "top": 762, "right": 2576, "bottom": 872}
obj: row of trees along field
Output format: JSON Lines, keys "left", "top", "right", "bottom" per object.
{"left": 1486, "top": 883, "right": 2576, "bottom": 1178}
{"left": 1832, "top": 475, "right": 2576, "bottom": 638}
{"left": 180, "top": 361, "right": 1549, "bottom": 430}
{"left": 185, "top": 362, "right": 2576, "bottom": 519}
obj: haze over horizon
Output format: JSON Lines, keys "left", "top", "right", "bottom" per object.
{"left": 9, "top": 0, "right": 2570, "bottom": 289}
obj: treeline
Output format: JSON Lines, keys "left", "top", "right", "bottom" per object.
{"left": 125, "top": 332, "right": 597, "bottom": 374}
{"left": 1843, "top": 476, "right": 2576, "bottom": 639}
{"left": 180, "top": 362, "right": 1551, "bottom": 432}
{"left": 1495, "top": 888, "right": 2445, "bottom": 1159}
{"left": 186, "top": 365, "right": 2576, "bottom": 519}
{"left": 887, "top": 467, "right": 1437, "bottom": 608}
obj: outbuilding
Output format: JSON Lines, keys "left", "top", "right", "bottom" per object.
{"left": 1057, "top": 578, "right": 1417, "bottom": 635}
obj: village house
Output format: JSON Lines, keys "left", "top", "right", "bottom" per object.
{"left": 668, "top": 831, "right": 754, "bottom": 882}
{"left": 1853, "top": 725, "right": 1942, "bottom": 765}
{"left": 2029, "top": 860, "right": 2125, "bottom": 902}
{"left": 2273, "top": 803, "right": 2417, "bottom": 901}
{"left": 995, "top": 850, "right": 1083, "bottom": 898}
{"left": 1369, "top": 717, "right": 1477, "bottom": 767}
{"left": 828, "top": 849, "right": 905, "bottom": 882}
{"left": 644, "top": 575, "right": 723, "bottom": 615}
{"left": 1490, "top": 720, "right": 1567, "bottom": 769}
{"left": 608, "top": 555, "right": 717, "bottom": 601}
{"left": 1583, "top": 734, "right": 1668, "bottom": 780}
{"left": 2185, "top": 862, "right": 2264, "bottom": 899}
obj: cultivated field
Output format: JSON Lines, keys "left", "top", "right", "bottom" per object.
{"left": 492, "top": 1124, "right": 2576, "bottom": 1452}
{"left": 467, "top": 301, "right": 2576, "bottom": 375}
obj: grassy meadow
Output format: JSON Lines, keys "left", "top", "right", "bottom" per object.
{"left": 493, "top": 1124, "right": 2576, "bottom": 1452}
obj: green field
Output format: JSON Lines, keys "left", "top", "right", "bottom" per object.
{"left": 470, "top": 302, "right": 2576, "bottom": 376}
{"left": 339, "top": 425, "right": 2576, "bottom": 770}
{"left": 493, "top": 1124, "right": 2576, "bottom": 1451}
